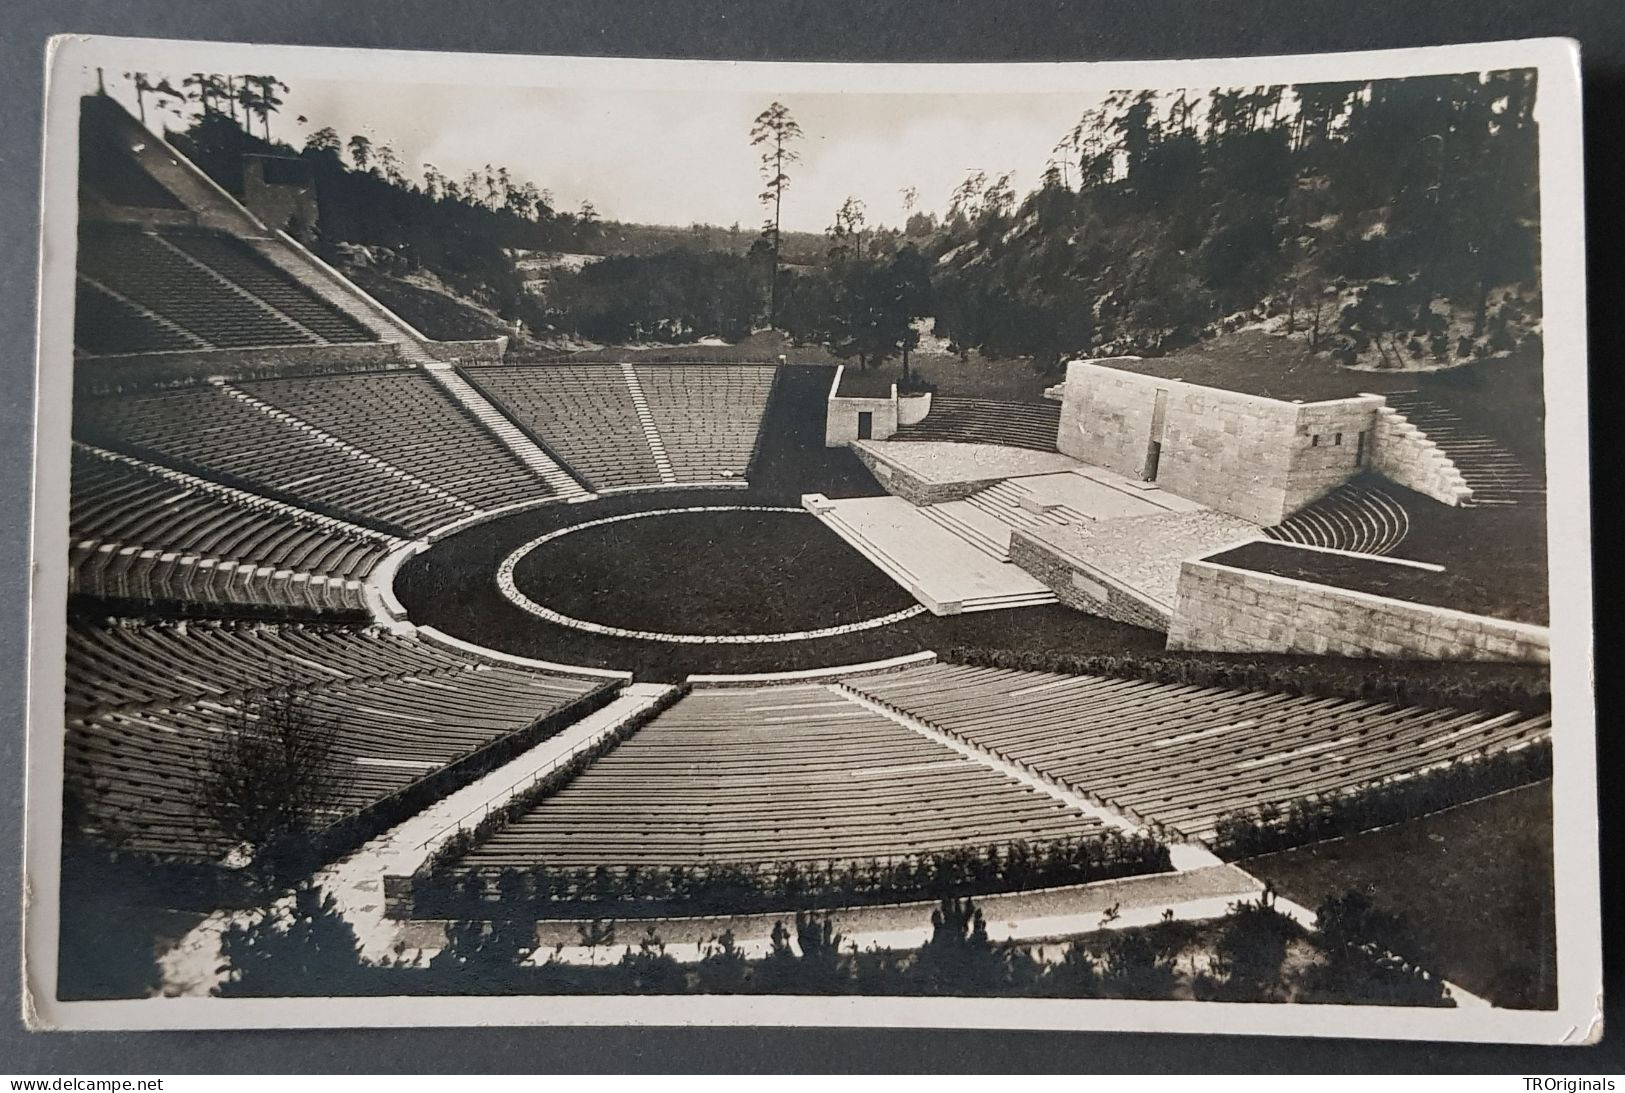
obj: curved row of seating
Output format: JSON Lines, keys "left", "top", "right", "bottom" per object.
{"left": 72, "top": 445, "right": 389, "bottom": 581}
{"left": 634, "top": 364, "right": 776, "bottom": 482}
{"left": 463, "top": 363, "right": 775, "bottom": 490}
{"left": 845, "top": 663, "right": 1551, "bottom": 844}
{"left": 465, "top": 364, "right": 665, "bottom": 490}
{"left": 65, "top": 619, "right": 490, "bottom": 716}
{"left": 74, "top": 376, "right": 546, "bottom": 536}
{"left": 1267, "top": 477, "right": 1411, "bottom": 556}
{"left": 75, "top": 224, "right": 375, "bottom": 354}
{"left": 65, "top": 618, "right": 607, "bottom": 859}
{"left": 458, "top": 684, "right": 1102, "bottom": 870}
{"left": 74, "top": 280, "right": 199, "bottom": 356}
{"left": 891, "top": 397, "right": 1062, "bottom": 452}
{"left": 69, "top": 538, "right": 366, "bottom": 616}
{"left": 162, "top": 231, "right": 375, "bottom": 345}
{"left": 238, "top": 371, "right": 547, "bottom": 514}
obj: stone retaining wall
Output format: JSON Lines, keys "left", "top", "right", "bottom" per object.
{"left": 75, "top": 342, "right": 407, "bottom": 392}
{"left": 824, "top": 364, "right": 932, "bottom": 445}
{"left": 848, "top": 444, "right": 993, "bottom": 505}
{"left": 1009, "top": 530, "right": 1173, "bottom": 631}
{"left": 1057, "top": 361, "right": 1379, "bottom": 525}
{"left": 1369, "top": 404, "right": 1475, "bottom": 505}
{"left": 1166, "top": 559, "right": 1549, "bottom": 663}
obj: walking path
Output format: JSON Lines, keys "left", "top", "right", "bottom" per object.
{"left": 155, "top": 684, "right": 672, "bottom": 995}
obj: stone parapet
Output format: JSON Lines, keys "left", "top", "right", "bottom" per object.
{"left": 1166, "top": 559, "right": 1548, "bottom": 663}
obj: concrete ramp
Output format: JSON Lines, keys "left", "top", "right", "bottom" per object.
{"left": 803, "top": 493, "right": 1056, "bottom": 614}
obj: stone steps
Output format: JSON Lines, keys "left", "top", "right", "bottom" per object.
{"left": 892, "top": 397, "right": 1061, "bottom": 452}
{"left": 619, "top": 363, "right": 678, "bottom": 483}
{"left": 1382, "top": 393, "right": 1545, "bottom": 506}
{"left": 421, "top": 364, "right": 590, "bottom": 500}
{"left": 920, "top": 502, "right": 1010, "bottom": 561}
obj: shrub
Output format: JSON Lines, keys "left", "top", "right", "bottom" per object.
{"left": 1193, "top": 894, "right": 1301, "bottom": 1002}
{"left": 1300, "top": 890, "right": 1451, "bottom": 1007}
{"left": 1211, "top": 741, "right": 1551, "bottom": 860}
{"left": 942, "top": 646, "right": 1549, "bottom": 713}
{"left": 413, "top": 832, "right": 1172, "bottom": 920}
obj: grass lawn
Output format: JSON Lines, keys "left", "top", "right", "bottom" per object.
{"left": 1243, "top": 780, "right": 1557, "bottom": 1009}
{"left": 1105, "top": 330, "right": 1422, "bottom": 402}
{"left": 1211, "top": 531, "right": 1548, "bottom": 625}
{"left": 1383, "top": 480, "right": 1550, "bottom": 625}
{"left": 397, "top": 491, "right": 1168, "bottom": 680}
{"left": 513, "top": 508, "right": 915, "bottom": 634}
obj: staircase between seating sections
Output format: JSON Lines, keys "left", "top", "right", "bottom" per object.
{"left": 1382, "top": 392, "right": 1545, "bottom": 506}
{"left": 618, "top": 363, "right": 678, "bottom": 483}
{"left": 421, "top": 364, "right": 592, "bottom": 500}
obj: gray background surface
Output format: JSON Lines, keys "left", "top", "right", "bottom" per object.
{"left": 3, "top": 0, "right": 1621, "bottom": 1072}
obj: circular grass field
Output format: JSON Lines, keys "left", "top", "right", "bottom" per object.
{"left": 506, "top": 506, "right": 918, "bottom": 637}
{"left": 394, "top": 488, "right": 1165, "bottom": 680}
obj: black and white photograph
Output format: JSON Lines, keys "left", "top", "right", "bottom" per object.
{"left": 20, "top": 34, "right": 1598, "bottom": 1041}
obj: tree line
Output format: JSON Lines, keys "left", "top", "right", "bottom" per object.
{"left": 547, "top": 74, "right": 1540, "bottom": 373}
{"left": 124, "top": 70, "right": 600, "bottom": 325}
{"left": 119, "top": 72, "right": 1540, "bottom": 370}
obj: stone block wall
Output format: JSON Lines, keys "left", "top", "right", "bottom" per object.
{"left": 825, "top": 367, "right": 932, "bottom": 445}
{"left": 825, "top": 364, "right": 899, "bottom": 446}
{"left": 1057, "top": 361, "right": 1377, "bottom": 525}
{"left": 1282, "top": 396, "right": 1384, "bottom": 513}
{"left": 1167, "top": 560, "right": 1549, "bottom": 663}
{"left": 1009, "top": 531, "right": 1173, "bottom": 631}
{"left": 430, "top": 338, "right": 509, "bottom": 363}
{"left": 896, "top": 392, "right": 932, "bottom": 426}
{"left": 1369, "top": 404, "right": 1475, "bottom": 505}
{"left": 849, "top": 444, "right": 992, "bottom": 505}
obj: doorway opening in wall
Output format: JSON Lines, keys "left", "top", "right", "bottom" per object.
{"left": 857, "top": 411, "right": 873, "bottom": 440}
{"left": 1145, "top": 387, "right": 1169, "bottom": 482}
{"left": 1356, "top": 429, "right": 1367, "bottom": 467}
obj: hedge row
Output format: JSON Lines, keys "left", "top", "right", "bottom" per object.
{"left": 414, "top": 832, "right": 1173, "bottom": 920}
{"left": 292, "top": 681, "right": 625, "bottom": 878}
{"left": 1211, "top": 740, "right": 1553, "bottom": 860}
{"left": 943, "top": 646, "right": 1550, "bottom": 713}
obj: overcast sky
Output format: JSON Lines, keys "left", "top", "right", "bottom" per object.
{"left": 109, "top": 75, "right": 1102, "bottom": 233}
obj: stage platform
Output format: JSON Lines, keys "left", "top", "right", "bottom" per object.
{"left": 802, "top": 493, "right": 1057, "bottom": 615}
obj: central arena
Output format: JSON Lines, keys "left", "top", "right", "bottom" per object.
{"left": 500, "top": 505, "right": 923, "bottom": 643}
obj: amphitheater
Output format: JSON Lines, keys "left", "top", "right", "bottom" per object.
{"left": 60, "top": 93, "right": 1555, "bottom": 998}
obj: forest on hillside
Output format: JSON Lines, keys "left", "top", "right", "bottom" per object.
{"left": 545, "top": 70, "right": 1542, "bottom": 373}
{"left": 132, "top": 68, "right": 1541, "bottom": 372}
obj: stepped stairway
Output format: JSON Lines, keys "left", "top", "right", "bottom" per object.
{"left": 891, "top": 397, "right": 1062, "bottom": 452}
{"left": 804, "top": 493, "right": 1057, "bottom": 613}
{"left": 422, "top": 363, "right": 591, "bottom": 500}
{"left": 619, "top": 363, "right": 678, "bottom": 483}
{"left": 1383, "top": 393, "right": 1545, "bottom": 506}
{"left": 920, "top": 478, "right": 1091, "bottom": 563}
